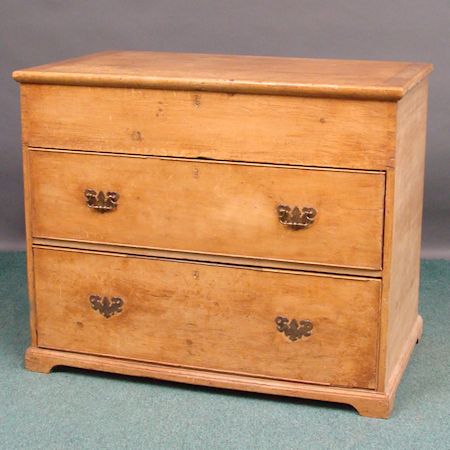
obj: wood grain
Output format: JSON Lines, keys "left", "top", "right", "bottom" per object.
{"left": 33, "top": 247, "right": 381, "bottom": 389}
{"left": 13, "top": 51, "right": 432, "bottom": 100}
{"left": 14, "top": 52, "right": 433, "bottom": 418}
{"left": 22, "top": 84, "right": 397, "bottom": 170}
{"left": 24, "top": 346, "right": 391, "bottom": 418}
{"left": 32, "top": 239, "right": 383, "bottom": 277}
{"left": 29, "top": 149, "right": 385, "bottom": 269}
{"left": 24, "top": 314, "right": 423, "bottom": 420}
{"left": 19, "top": 86, "right": 38, "bottom": 346}
{"left": 383, "top": 80, "right": 429, "bottom": 386}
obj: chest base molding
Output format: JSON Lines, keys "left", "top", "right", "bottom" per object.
{"left": 25, "top": 315, "right": 421, "bottom": 419}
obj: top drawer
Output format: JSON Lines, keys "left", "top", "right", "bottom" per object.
{"left": 29, "top": 150, "right": 385, "bottom": 270}
{"left": 21, "top": 84, "right": 396, "bottom": 170}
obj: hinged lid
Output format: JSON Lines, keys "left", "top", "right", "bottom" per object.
{"left": 13, "top": 51, "right": 433, "bottom": 100}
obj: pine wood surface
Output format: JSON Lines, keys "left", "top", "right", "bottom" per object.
{"left": 33, "top": 247, "right": 380, "bottom": 389}
{"left": 24, "top": 314, "right": 423, "bottom": 419}
{"left": 32, "top": 239, "right": 383, "bottom": 277}
{"left": 21, "top": 84, "right": 397, "bottom": 170}
{"left": 383, "top": 81, "right": 429, "bottom": 386}
{"left": 14, "top": 52, "right": 432, "bottom": 418}
{"left": 29, "top": 149, "right": 385, "bottom": 270}
{"left": 13, "top": 51, "right": 432, "bottom": 100}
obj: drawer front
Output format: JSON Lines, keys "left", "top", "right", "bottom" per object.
{"left": 30, "top": 150, "right": 385, "bottom": 270}
{"left": 34, "top": 248, "right": 380, "bottom": 389}
{"left": 22, "top": 84, "right": 396, "bottom": 170}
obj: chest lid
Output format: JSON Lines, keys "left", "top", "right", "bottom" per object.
{"left": 13, "top": 51, "right": 432, "bottom": 100}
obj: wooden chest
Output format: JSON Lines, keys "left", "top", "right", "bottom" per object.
{"left": 13, "top": 52, "right": 432, "bottom": 418}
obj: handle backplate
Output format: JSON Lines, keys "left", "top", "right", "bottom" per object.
{"left": 85, "top": 189, "right": 119, "bottom": 213}
{"left": 275, "top": 316, "right": 313, "bottom": 341}
{"left": 277, "top": 205, "right": 317, "bottom": 230}
{"left": 90, "top": 295, "right": 124, "bottom": 318}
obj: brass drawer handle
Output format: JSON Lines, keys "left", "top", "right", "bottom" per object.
{"left": 85, "top": 189, "right": 119, "bottom": 213}
{"left": 90, "top": 295, "right": 124, "bottom": 318}
{"left": 277, "top": 205, "right": 317, "bottom": 230}
{"left": 275, "top": 316, "right": 313, "bottom": 341}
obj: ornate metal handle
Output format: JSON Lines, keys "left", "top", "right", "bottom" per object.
{"left": 85, "top": 189, "right": 119, "bottom": 213}
{"left": 275, "top": 316, "right": 313, "bottom": 341}
{"left": 277, "top": 205, "right": 317, "bottom": 230}
{"left": 89, "top": 295, "right": 124, "bottom": 318}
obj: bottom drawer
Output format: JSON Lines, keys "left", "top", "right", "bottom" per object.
{"left": 33, "top": 247, "right": 380, "bottom": 389}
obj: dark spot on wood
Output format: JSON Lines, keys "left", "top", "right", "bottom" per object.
{"left": 186, "top": 339, "right": 193, "bottom": 346}
{"left": 131, "top": 130, "right": 142, "bottom": 141}
{"left": 320, "top": 117, "right": 326, "bottom": 123}
{"left": 193, "top": 94, "right": 201, "bottom": 107}
{"left": 76, "top": 321, "right": 84, "bottom": 328}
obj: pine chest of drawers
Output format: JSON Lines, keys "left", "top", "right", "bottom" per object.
{"left": 13, "top": 52, "right": 432, "bottom": 418}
